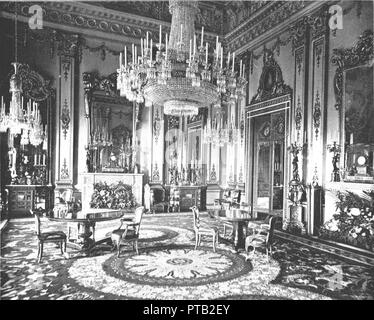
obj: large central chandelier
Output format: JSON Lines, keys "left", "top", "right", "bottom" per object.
{"left": 117, "top": 0, "right": 247, "bottom": 116}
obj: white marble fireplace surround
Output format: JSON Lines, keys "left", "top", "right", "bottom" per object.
{"left": 79, "top": 173, "right": 144, "bottom": 211}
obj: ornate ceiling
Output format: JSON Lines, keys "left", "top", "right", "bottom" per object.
{"left": 0, "top": 1, "right": 324, "bottom": 53}
{"left": 89, "top": 1, "right": 271, "bottom": 34}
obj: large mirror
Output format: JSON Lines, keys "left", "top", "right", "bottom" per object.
{"left": 343, "top": 65, "right": 374, "bottom": 181}
{"left": 332, "top": 30, "right": 374, "bottom": 183}
{"left": 83, "top": 72, "right": 135, "bottom": 173}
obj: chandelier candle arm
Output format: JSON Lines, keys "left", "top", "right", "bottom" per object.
{"left": 201, "top": 26, "right": 204, "bottom": 47}
{"left": 232, "top": 52, "right": 235, "bottom": 72}
{"left": 116, "top": 0, "right": 246, "bottom": 117}
{"left": 159, "top": 25, "right": 162, "bottom": 47}
{"left": 205, "top": 42, "right": 208, "bottom": 65}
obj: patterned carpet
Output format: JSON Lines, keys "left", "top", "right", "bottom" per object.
{"left": 1, "top": 213, "right": 373, "bottom": 300}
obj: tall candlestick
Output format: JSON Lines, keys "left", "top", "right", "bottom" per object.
{"left": 240, "top": 59, "right": 242, "bottom": 77}
{"left": 216, "top": 36, "right": 218, "bottom": 52}
{"left": 220, "top": 46, "right": 223, "bottom": 68}
{"left": 189, "top": 39, "right": 192, "bottom": 62}
{"left": 135, "top": 45, "right": 137, "bottom": 63}
{"left": 165, "top": 33, "right": 168, "bottom": 60}
{"left": 124, "top": 46, "right": 127, "bottom": 67}
{"left": 34, "top": 154, "right": 37, "bottom": 164}
{"left": 232, "top": 52, "right": 235, "bottom": 72}
{"left": 227, "top": 52, "right": 230, "bottom": 66}
{"left": 193, "top": 34, "right": 196, "bottom": 55}
{"left": 159, "top": 25, "right": 162, "bottom": 47}
{"left": 150, "top": 39, "right": 153, "bottom": 61}
{"left": 43, "top": 154, "right": 46, "bottom": 166}
{"left": 146, "top": 32, "right": 149, "bottom": 49}
{"left": 119, "top": 52, "right": 122, "bottom": 67}
{"left": 205, "top": 42, "right": 208, "bottom": 64}
{"left": 180, "top": 24, "right": 183, "bottom": 42}
{"left": 201, "top": 26, "right": 204, "bottom": 47}
{"left": 132, "top": 44, "right": 134, "bottom": 64}
{"left": 141, "top": 38, "right": 143, "bottom": 58}
{"left": 243, "top": 63, "right": 245, "bottom": 78}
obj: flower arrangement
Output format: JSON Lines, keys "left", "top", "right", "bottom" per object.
{"left": 319, "top": 190, "right": 374, "bottom": 252}
{"left": 90, "top": 181, "right": 136, "bottom": 209}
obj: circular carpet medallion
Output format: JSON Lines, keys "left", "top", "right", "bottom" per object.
{"left": 104, "top": 227, "right": 179, "bottom": 243}
{"left": 102, "top": 245, "right": 253, "bottom": 286}
{"left": 138, "top": 227, "right": 179, "bottom": 242}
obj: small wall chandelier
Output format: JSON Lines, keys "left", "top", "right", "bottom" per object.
{"left": 0, "top": 4, "right": 45, "bottom": 146}
{"left": 203, "top": 107, "right": 240, "bottom": 147}
{"left": 117, "top": 0, "right": 247, "bottom": 117}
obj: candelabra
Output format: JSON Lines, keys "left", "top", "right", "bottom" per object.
{"left": 327, "top": 141, "right": 341, "bottom": 182}
{"left": 203, "top": 108, "right": 239, "bottom": 146}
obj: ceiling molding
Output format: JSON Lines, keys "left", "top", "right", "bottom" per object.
{"left": 0, "top": 1, "right": 219, "bottom": 46}
{"left": 226, "top": 1, "right": 327, "bottom": 55}
{"left": 0, "top": 1, "right": 329, "bottom": 55}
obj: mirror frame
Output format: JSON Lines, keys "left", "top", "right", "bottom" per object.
{"left": 82, "top": 71, "right": 138, "bottom": 173}
{"left": 331, "top": 29, "right": 373, "bottom": 175}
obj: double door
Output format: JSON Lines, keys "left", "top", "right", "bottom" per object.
{"left": 252, "top": 112, "right": 286, "bottom": 217}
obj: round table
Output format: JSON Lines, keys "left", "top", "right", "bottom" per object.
{"left": 48, "top": 209, "right": 133, "bottom": 255}
{"left": 208, "top": 208, "right": 253, "bottom": 251}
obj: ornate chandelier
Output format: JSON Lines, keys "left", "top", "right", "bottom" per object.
{"left": 0, "top": 5, "right": 45, "bottom": 146}
{"left": 117, "top": 0, "right": 247, "bottom": 116}
{"left": 203, "top": 107, "right": 240, "bottom": 147}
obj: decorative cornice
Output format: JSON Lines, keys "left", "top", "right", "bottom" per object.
{"left": 226, "top": 1, "right": 315, "bottom": 53}
{"left": 17, "top": 64, "right": 55, "bottom": 102}
{"left": 0, "top": 2, "right": 219, "bottom": 46}
{"left": 289, "top": 17, "right": 309, "bottom": 52}
{"left": 331, "top": 30, "right": 373, "bottom": 110}
{"left": 308, "top": 5, "right": 330, "bottom": 40}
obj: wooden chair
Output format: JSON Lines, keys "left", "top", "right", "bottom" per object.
{"left": 247, "top": 214, "right": 271, "bottom": 235}
{"left": 191, "top": 206, "right": 219, "bottom": 252}
{"left": 245, "top": 216, "right": 277, "bottom": 260}
{"left": 111, "top": 206, "right": 145, "bottom": 257}
{"left": 30, "top": 209, "right": 67, "bottom": 263}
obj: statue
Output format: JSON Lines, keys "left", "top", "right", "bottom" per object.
{"left": 327, "top": 142, "right": 341, "bottom": 182}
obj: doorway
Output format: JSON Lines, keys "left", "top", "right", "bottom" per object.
{"left": 252, "top": 111, "right": 286, "bottom": 218}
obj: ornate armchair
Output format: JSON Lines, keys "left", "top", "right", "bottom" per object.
{"left": 245, "top": 216, "right": 277, "bottom": 259}
{"left": 111, "top": 206, "right": 145, "bottom": 257}
{"left": 230, "top": 189, "right": 241, "bottom": 207}
{"left": 214, "top": 188, "right": 231, "bottom": 209}
{"left": 191, "top": 206, "right": 219, "bottom": 252}
{"left": 30, "top": 209, "right": 67, "bottom": 263}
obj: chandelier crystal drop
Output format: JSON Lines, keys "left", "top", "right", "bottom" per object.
{"left": 203, "top": 106, "right": 240, "bottom": 147}
{"left": 117, "top": 0, "right": 247, "bottom": 117}
{"left": 0, "top": 63, "right": 45, "bottom": 146}
{"left": 0, "top": 4, "right": 45, "bottom": 147}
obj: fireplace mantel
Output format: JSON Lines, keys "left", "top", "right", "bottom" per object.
{"left": 325, "top": 182, "right": 374, "bottom": 193}
{"left": 80, "top": 173, "right": 144, "bottom": 211}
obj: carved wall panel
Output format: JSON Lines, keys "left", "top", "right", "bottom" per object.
{"left": 307, "top": 8, "right": 329, "bottom": 187}
{"left": 55, "top": 35, "right": 81, "bottom": 192}
{"left": 151, "top": 105, "right": 164, "bottom": 184}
